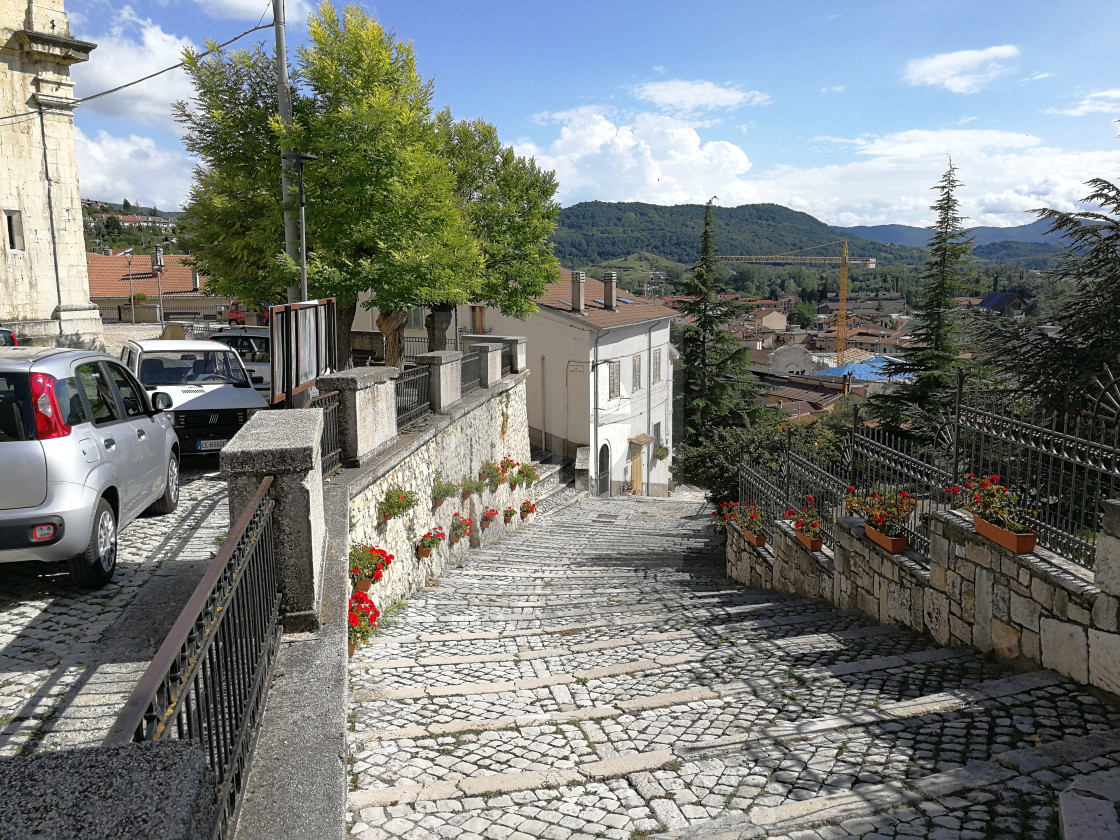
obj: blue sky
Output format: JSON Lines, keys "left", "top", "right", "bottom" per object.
{"left": 66, "top": 0, "right": 1120, "bottom": 227}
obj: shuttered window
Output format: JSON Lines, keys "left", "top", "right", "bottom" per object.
{"left": 632, "top": 355, "right": 641, "bottom": 391}
{"left": 608, "top": 361, "right": 620, "bottom": 399}
{"left": 652, "top": 349, "right": 662, "bottom": 383}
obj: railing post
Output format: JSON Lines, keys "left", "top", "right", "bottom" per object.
{"left": 316, "top": 366, "right": 400, "bottom": 466}
{"left": 414, "top": 351, "right": 463, "bottom": 411}
{"left": 467, "top": 342, "right": 505, "bottom": 388}
{"left": 221, "top": 410, "right": 326, "bottom": 632}
{"left": 850, "top": 404, "right": 860, "bottom": 489}
{"left": 951, "top": 368, "right": 964, "bottom": 484}
{"left": 782, "top": 426, "right": 793, "bottom": 510}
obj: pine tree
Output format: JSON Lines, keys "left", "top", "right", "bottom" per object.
{"left": 870, "top": 161, "right": 972, "bottom": 431}
{"left": 676, "top": 199, "right": 762, "bottom": 442}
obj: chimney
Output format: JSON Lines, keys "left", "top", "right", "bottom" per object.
{"left": 192, "top": 270, "right": 200, "bottom": 291}
{"left": 602, "top": 271, "right": 618, "bottom": 311}
{"left": 571, "top": 271, "right": 585, "bottom": 313}
{"left": 101, "top": 246, "right": 111, "bottom": 256}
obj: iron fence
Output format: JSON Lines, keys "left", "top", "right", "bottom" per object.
{"left": 104, "top": 477, "right": 280, "bottom": 840}
{"left": 310, "top": 390, "right": 342, "bottom": 477}
{"left": 461, "top": 350, "right": 481, "bottom": 396}
{"left": 739, "top": 388, "right": 1120, "bottom": 567}
{"left": 395, "top": 365, "right": 431, "bottom": 427}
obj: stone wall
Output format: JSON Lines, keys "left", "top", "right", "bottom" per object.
{"left": 347, "top": 374, "right": 537, "bottom": 613}
{"left": 726, "top": 503, "right": 1120, "bottom": 698}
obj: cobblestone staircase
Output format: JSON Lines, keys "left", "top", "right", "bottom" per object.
{"left": 346, "top": 495, "right": 1120, "bottom": 840}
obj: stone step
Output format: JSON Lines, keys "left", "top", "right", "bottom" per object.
{"left": 1060, "top": 768, "right": 1120, "bottom": 839}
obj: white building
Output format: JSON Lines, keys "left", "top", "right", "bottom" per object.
{"left": 1, "top": 0, "right": 102, "bottom": 345}
{"left": 483, "top": 271, "right": 675, "bottom": 497}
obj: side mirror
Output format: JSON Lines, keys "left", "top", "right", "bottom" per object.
{"left": 151, "top": 392, "right": 173, "bottom": 411}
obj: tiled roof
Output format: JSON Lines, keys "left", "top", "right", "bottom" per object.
{"left": 536, "top": 271, "right": 675, "bottom": 329}
{"left": 86, "top": 254, "right": 213, "bottom": 299}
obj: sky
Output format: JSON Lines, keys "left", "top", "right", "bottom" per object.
{"left": 64, "top": 0, "right": 1120, "bottom": 228}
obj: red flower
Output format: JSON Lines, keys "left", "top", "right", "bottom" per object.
{"left": 373, "top": 569, "right": 383, "bottom": 580}
{"left": 348, "top": 613, "right": 359, "bottom": 627}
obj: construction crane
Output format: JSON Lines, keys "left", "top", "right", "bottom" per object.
{"left": 716, "top": 240, "right": 876, "bottom": 365}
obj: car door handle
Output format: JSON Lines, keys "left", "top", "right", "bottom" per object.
{"left": 136, "top": 429, "right": 146, "bottom": 440}
{"left": 104, "top": 439, "right": 116, "bottom": 450}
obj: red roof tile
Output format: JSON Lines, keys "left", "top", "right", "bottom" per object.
{"left": 86, "top": 254, "right": 215, "bottom": 299}
{"left": 536, "top": 271, "right": 675, "bottom": 329}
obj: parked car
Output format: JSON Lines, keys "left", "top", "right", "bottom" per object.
{"left": 209, "top": 327, "right": 272, "bottom": 395}
{"left": 0, "top": 328, "right": 17, "bottom": 346}
{"left": 120, "top": 339, "right": 267, "bottom": 454}
{"left": 0, "top": 347, "right": 179, "bottom": 587}
{"left": 226, "top": 300, "right": 270, "bottom": 327}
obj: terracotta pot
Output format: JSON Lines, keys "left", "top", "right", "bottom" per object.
{"left": 417, "top": 546, "right": 432, "bottom": 558}
{"left": 481, "top": 519, "right": 492, "bottom": 530}
{"left": 743, "top": 530, "right": 766, "bottom": 548}
{"left": 433, "top": 497, "right": 444, "bottom": 509}
{"left": 348, "top": 640, "right": 356, "bottom": 658}
{"left": 504, "top": 515, "right": 514, "bottom": 524}
{"left": 382, "top": 513, "right": 393, "bottom": 523}
{"left": 462, "top": 492, "right": 472, "bottom": 501}
{"left": 974, "top": 515, "right": 1037, "bottom": 554}
{"left": 509, "top": 478, "right": 519, "bottom": 488}
{"left": 354, "top": 578, "right": 372, "bottom": 593}
{"left": 864, "top": 523, "right": 907, "bottom": 555}
{"left": 520, "top": 511, "right": 529, "bottom": 520}
{"left": 795, "top": 531, "right": 823, "bottom": 552}
{"left": 449, "top": 535, "right": 460, "bottom": 545}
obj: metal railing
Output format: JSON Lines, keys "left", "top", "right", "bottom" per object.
{"left": 501, "top": 344, "right": 513, "bottom": 376}
{"left": 739, "top": 389, "right": 1120, "bottom": 567}
{"left": 310, "top": 390, "right": 342, "bottom": 477}
{"left": 395, "top": 365, "right": 431, "bottom": 427}
{"left": 104, "top": 478, "right": 281, "bottom": 839}
{"left": 461, "top": 350, "right": 481, "bottom": 396}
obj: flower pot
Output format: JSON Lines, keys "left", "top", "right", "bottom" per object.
{"left": 449, "top": 535, "right": 460, "bottom": 545}
{"left": 795, "top": 531, "right": 823, "bottom": 552}
{"left": 520, "top": 511, "right": 529, "bottom": 520}
{"left": 481, "top": 519, "right": 492, "bottom": 530}
{"left": 433, "top": 497, "right": 445, "bottom": 509}
{"left": 509, "top": 479, "right": 519, "bottom": 489}
{"left": 462, "top": 492, "right": 472, "bottom": 501}
{"left": 382, "top": 513, "right": 393, "bottom": 523}
{"left": 354, "top": 578, "right": 372, "bottom": 593}
{"left": 504, "top": 515, "right": 513, "bottom": 524}
{"left": 864, "top": 523, "right": 907, "bottom": 555}
{"left": 743, "top": 531, "right": 766, "bottom": 548}
{"left": 973, "top": 515, "right": 1037, "bottom": 554}
{"left": 348, "top": 640, "right": 357, "bottom": 658}
{"left": 417, "top": 546, "right": 432, "bottom": 558}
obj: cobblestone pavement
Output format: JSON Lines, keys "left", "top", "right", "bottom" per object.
{"left": 0, "top": 459, "right": 228, "bottom": 756}
{"left": 346, "top": 495, "right": 1120, "bottom": 840}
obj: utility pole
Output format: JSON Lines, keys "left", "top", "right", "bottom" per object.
{"left": 273, "top": 0, "right": 300, "bottom": 303}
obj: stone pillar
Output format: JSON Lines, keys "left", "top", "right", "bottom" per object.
{"left": 316, "top": 366, "right": 399, "bottom": 465}
{"left": 503, "top": 337, "right": 528, "bottom": 373}
{"left": 1094, "top": 500, "right": 1120, "bottom": 597}
{"left": 414, "top": 351, "right": 462, "bottom": 411}
{"left": 471, "top": 342, "right": 505, "bottom": 388}
{"left": 221, "top": 409, "right": 326, "bottom": 632}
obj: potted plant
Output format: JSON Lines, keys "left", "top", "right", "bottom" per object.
{"left": 480, "top": 507, "right": 499, "bottom": 529}
{"left": 348, "top": 590, "right": 380, "bottom": 657}
{"left": 460, "top": 476, "right": 485, "bottom": 500}
{"left": 948, "top": 474, "right": 1038, "bottom": 554}
{"left": 500, "top": 456, "right": 520, "bottom": 477}
{"left": 786, "top": 497, "right": 823, "bottom": 551}
{"left": 845, "top": 487, "right": 916, "bottom": 554}
{"left": 379, "top": 484, "right": 418, "bottom": 522}
{"left": 653, "top": 445, "right": 669, "bottom": 463}
{"left": 520, "top": 500, "right": 536, "bottom": 520}
{"left": 431, "top": 474, "right": 457, "bottom": 508}
{"left": 348, "top": 544, "right": 393, "bottom": 591}
{"left": 449, "top": 512, "right": 472, "bottom": 544}
{"left": 712, "top": 502, "right": 766, "bottom": 546}
{"left": 516, "top": 463, "right": 539, "bottom": 487}
{"left": 417, "top": 526, "right": 445, "bottom": 557}
{"left": 480, "top": 460, "right": 502, "bottom": 492}
{"left": 503, "top": 505, "right": 516, "bottom": 524}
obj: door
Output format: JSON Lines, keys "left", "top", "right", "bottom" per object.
{"left": 630, "top": 447, "right": 643, "bottom": 495}
{"left": 75, "top": 362, "right": 145, "bottom": 520}
{"left": 105, "top": 361, "right": 163, "bottom": 501}
{"left": 597, "top": 443, "right": 610, "bottom": 496}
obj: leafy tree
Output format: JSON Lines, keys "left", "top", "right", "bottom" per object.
{"left": 104, "top": 215, "right": 123, "bottom": 236}
{"left": 972, "top": 177, "right": 1120, "bottom": 414}
{"left": 869, "top": 161, "right": 972, "bottom": 432}
{"left": 787, "top": 300, "right": 818, "bottom": 328}
{"left": 676, "top": 199, "right": 763, "bottom": 442}
{"left": 122, "top": 199, "right": 132, "bottom": 212}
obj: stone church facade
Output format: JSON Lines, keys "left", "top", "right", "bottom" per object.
{"left": 1, "top": 0, "right": 102, "bottom": 346}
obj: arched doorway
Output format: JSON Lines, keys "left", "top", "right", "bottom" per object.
{"left": 597, "top": 443, "right": 610, "bottom": 496}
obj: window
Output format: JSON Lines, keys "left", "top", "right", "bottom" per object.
{"left": 76, "top": 363, "right": 121, "bottom": 425}
{"left": 632, "top": 355, "right": 641, "bottom": 391}
{"left": 654, "top": 422, "right": 662, "bottom": 447}
{"left": 106, "top": 363, "right": 146, "bottom": 418}
{"left": 608, "top": 361, "right": 620, "bottom": 400}
{"left": 4, "top": 210, "right": 24, "bottom": 251}
{"left": 55, "top": 377, "right": 89, "bottom": 427}
{"left": 406, "top": 307, "right": 426, "bottom": 330}
{"left": 652, "top": 349, "right": 662, "bottom": 383}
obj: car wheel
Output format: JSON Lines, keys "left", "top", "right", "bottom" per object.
{"left": 70, "top": 497, "right": 117, "bottom": 589}
{"left": 228, "top": 318, "right": 238, "bottom": 326}
{"left": 147, "top": 453, "right": 180, "bottom": 515}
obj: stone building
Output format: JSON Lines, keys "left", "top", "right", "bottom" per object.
{"left": 1, "top": 0, "right": 102, "bottom": 345}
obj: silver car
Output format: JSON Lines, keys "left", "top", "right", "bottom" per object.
{"left": 0, "top": 347, "right": 180, "bottom": 588}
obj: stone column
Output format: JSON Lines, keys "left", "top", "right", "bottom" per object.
{"left": 221, "top": 409, "right": 326, "bottom": 632}
{"left": 316, "top": 366, "right": 399, "bottom": 465}
{"left": 1094, "top": 500, "right": 1120, "bottom": 597}
{"left": 471, "top": 343, "right": 505, "bottom": 388}
{"left": 414, "top": 351, "right": 462, "bottom": 411}
{"left": 505, "top": 336, "right": 527, "bottom": 373}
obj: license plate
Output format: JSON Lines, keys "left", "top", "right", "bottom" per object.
{"left": 196, "top": 439, "right": 227, "bottom": 451}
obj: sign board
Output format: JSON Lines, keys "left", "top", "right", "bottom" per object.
{"left": 269, "top": 298, "right": 337, "bottom": 405}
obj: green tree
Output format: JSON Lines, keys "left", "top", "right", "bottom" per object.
{"left": 972, "top": 178, "right": 1120, "bottom": 414}
{"left": 869, "top": 161, "right": 972, "bottom": 432}
{"left": 675, "top": 199, "right": 763, "bottom": 442}
{"left": 104, "top": 215, "right": 123, "bottom": 236}
{"left": 787, "top": 300, "right": 818, "bottom": 328}
{"left": 122, "top": 199, "right": 132, "bottom": 213}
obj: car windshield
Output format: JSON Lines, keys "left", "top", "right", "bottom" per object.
{"left": 137, "top": 350, "right": 248, "bottom": 386}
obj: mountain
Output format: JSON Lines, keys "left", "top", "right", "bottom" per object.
{"left": 551, "top": 201, "right": 921, "bottom": 267}
{"left": 837, "top": 218, "right": 1061, "bottom": 248}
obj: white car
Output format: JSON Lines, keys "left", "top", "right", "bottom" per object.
{"left": 209, "top": 327, "right": 272, "bottom": 395}
{"left": 120, "top": 339, "right": 267, "bottom": 454}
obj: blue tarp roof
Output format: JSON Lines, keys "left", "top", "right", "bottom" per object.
{"left": 817, "top": 355, "right": 909, "bottom": 381}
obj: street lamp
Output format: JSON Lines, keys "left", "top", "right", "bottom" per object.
{"left": 282, "top": 152, "right": 317, "bottom": 301}
{"left": 151, "top": 245, "right": 165, "bottom": 324}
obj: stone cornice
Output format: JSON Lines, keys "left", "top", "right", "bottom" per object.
{"left": 16, "top": 29, "right": 96, "bottom": 66}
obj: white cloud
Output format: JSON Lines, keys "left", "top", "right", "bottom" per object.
{"left": 1019, "top": 72, "right": 1052, "bottom": 83}
{"left": 633, "top": 79, "right": 770, "bottom": 113}
{"left": 193, "top": 0, "right": 311, "bottom": 23}
{"left": 72, "top": 8, "right": 196, "bottom": 130}
{"left": 75, "top": 129, "right": 195, "bottom": 211}
{"left": 1046, "top": 89, "right": 1120, "bottom": 117}
{"left": 904, "top": 45, "right": 1019, "bottom": 94}
{"left": 516, "top": 108, "right": 757, "bottom": 207}
{"left": 821, "top": 85, "right": 845, "bottom": 94}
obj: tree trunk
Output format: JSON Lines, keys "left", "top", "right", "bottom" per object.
{"left": 335, "top": 299, "right": 357, "bottom": 370}
{"left": 378, "top": 309, "right": 408, "bottom": 370}
{"left": 426, "top": 304, "right": 454, "bottom": 351}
